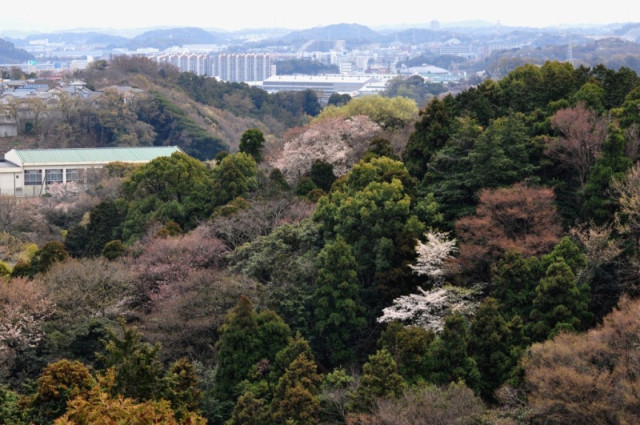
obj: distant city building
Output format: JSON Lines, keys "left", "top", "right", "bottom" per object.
{"left": 481, "top": 42, "right": 526, "bottom": 57}
{"left": 401, "top": 65, "right": 466, "bottom": 83}
{"left": 438, "top": 39, "right": 477, "bottom": 59}
{"left": 211, "top": 53, "right": 274, "bottom": 82}
{"left": 262, "top": 74, "right": 381, "bottom": 102}
{"left": 156, "top": 53, "right": 210, "bottom": 76}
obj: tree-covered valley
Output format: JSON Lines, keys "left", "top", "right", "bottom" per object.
{"left": 2, "top": 58, "right": 640, "bottom": 424}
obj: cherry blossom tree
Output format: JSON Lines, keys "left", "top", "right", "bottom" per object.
{"left": 409, "top": 230, "right": 458, "bottom": 283}
{"left": 273, "top": 115, "right": 381, "bottom": 185}
{"left": 378, "top": 231, "right": 477, "bottom": 332}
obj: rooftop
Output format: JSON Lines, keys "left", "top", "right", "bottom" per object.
{"left": 6, "top": 146, "right": 182, "bottom": 166}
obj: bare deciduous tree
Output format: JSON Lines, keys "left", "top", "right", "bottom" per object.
{"left": 545, "top": 103, "right": 607, "bottom": 189}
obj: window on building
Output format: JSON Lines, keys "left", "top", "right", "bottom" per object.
{"left": 45, "top": 169, "right": 63, "bottom": 185}
{"left": 24, "top": 170, "right": 42, "bottom": 186}
{"left": 66, "top": 168, "right": 85, "bottom": 182}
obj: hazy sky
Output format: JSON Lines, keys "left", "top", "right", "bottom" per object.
{"left": 1, "top": 0, "right": 637, "bottom": 33}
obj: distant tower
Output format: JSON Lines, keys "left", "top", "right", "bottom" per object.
{"left": 567, "top": 42, "right": 574, "bottom": 66}
{"left": 430, "top": 20, "right": 440, "bottom": 31}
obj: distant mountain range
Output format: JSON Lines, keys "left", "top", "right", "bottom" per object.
{"left": 0, "top": 38, "right": 33, "bottom": 64}
{"left": 1, "top": 21, "right": 639, "bottom": 64}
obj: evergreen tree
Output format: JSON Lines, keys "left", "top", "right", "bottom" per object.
{"left": 403, "top": 96, "right": 457, "bottom": 180}
{"left": 528, "top": 259, "right": 592, "bottom": 341}
{"left": 491, "top": 251, "right": 542, "bottom": 321}
{"left": 377, "top": 321, "right": 434, "bottom": 384}
{"left": 308, "top": 159, "right": 336, "bottom": 192}
{"left": 239, "top": 128, "right": 266, "bottom": 163}
{"left": 162, "top": 358, "right": 202, "bottom": 421}
{"left": 582, "top": 124, "right": 632, "bottom": 224}
{"left": 469, "top": 298, "right": 518, "bottom": 401}
{"left": 270, "top": 353, "right": 322, "bottom": 425}
{"left": 311, "top": 237, "right": 366, "bottom": 368}
{"left": 84, "top": 200, "right": 125, "bottom": 257}
{"left": 25, "top": 359, "right": 95, "bottom": 425}
{"left": 466, "top": 113, "right": 536, "bottom": 190}
{"left": 351, "top": 349, "right": 405, "bottom": 412}
{"left": 97, "top": 320, "right": 164, "bottom": 401}
{"left": 214, "top": 295, "right": 261, "bottom": 403}
{"left": 427, "top": 313, "right": 480, "bottom": 392}
{"left": 214, "top": 296, "right": 291, "bottom": 409}
{"left": 32, "top": 241, "right": 69, "bottom": 274}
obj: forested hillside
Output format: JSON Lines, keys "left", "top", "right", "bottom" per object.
{"left": 2, "top": 60, "right": 640, "bottom": 424}
{"left": 1, "top": 56, "right": 319, "bottom": 158}
{"left": 0, "top": 37, "right": 33, "bottom": 63}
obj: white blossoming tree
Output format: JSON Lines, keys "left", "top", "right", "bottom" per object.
{"left": 409, "top": 230, "right": 458, "bottom": 283}
{"left": 378, "top": 230, "right": 480, "bottom": 332}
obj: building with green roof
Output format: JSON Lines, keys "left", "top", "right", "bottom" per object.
{"left": 0, "top": 146, "right": 182, "bottom": 197}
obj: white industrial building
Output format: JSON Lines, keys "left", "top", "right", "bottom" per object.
{"left": 0, "top": 146, "right": 181, "bottom": 197}
{"left": 261, "top": 75, "right": 382, "bottom": 103}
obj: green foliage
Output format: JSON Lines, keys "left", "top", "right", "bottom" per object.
{"left": 32, "top": 241, "right": 69, "bottom": 275}
{"left": 271, "top": 353, "right": 322, "bottom": 425}
{"left": 382, "top": 75, "right": 447, "bottom": 106}
{"left": 25, "top": 359, "right": 94, "bottom": 425}
{"left": 101, "top": 240, "right": 127, "bottom": 260}
{"left": 214, "top": 296, "right": 291, "bottom": 406}
{"left": 351, "top": 349, "right": 405, "bottom": 412}
{"left": 54, "top": 369, "right": 206, "bottom": 425}
{"left": 366, "top": 137, "right": 398, "bottom": 160}
{"left": 582, "top": 124, "right": 632, "bottom": 224}
{"left": 469, "top": 298, "right": 520, "bottom": 401}
{"left": 327, "top": 92, "right": 352, "bottom": 107}
{"left": 313, "top": 157, "right": 425, "bottom": 312}
{"left": 571, "top": 82, "right": 606, "bottom": 114}
{"left": 97, "top": 320, "right": 164, "bottom": 401}
{"left": 403, "top": 96, "right": 457, "bottom": 179}
{"left": 0, "top": 385, "right": 23, "bottom": 425}
{"left": 491, "top": 251, "right": 542, "bottom": 321}
{"left": 138, "top": 92, "right": 228, "bottom": 160}
{"left": 528, "top": 258, "right": 592, "bottom": 341}
{"left": 617, "top": 85, "right": 640, "bottom": 127}
{"left": 315, "top": 95, "right": 418, "bottom": 131}
{"left": 295, "top": 176, "right": 317, "bottom": 197}
{"left": 177, "top": 73, "right": 318, "bottom": 128}
{"left": 0, "top": 260, "right": 12, "bottom": 277}
{"left": 239, "top": 128, "right": 266, "bottom": 163}
{"left": 498, "top": 63, "right": 544, "bottom": 112}
{"left": 268, "top": 168, "right": 290, "bottom": 191}
{"left": 426, "top": 313, "right": 481, "bottom": 393}
{"left": 377, "top": 322, "right": 434, "bottom": 384}
{"left": 419, "top": 116, "right": 481, "bottom": 223}
{"left": 230, "top": 219, "right": 322, "bottom": 333}
{"left": 308, "top": 159, "right": 336, "bottom": 192}
{"left": 276, "top": 59, "right": 339, "bottom": 76}
{"left": 466, "top": 113, "right": 536, "bottom": 190}
{"left": 311, "top": 237, "right": 366, "bottom": 368}
{"left": 123, "top": 151, "right": 209, "bottom": 204}
{"left": 162, "top": 358, "right": 203, "bottom": 420}
{"left": 83, "top": 199, "right": 126, "bottom": 257}
{"left": 210, "top": 152, "right": 258, "bottom": 209}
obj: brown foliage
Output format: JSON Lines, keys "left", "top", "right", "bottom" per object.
{"left": 524, "top": 296, "right": 640, "bottom": 424}
{"left": 455, "top": 183, "right": 562, "bottom": 278}
{"left": 545, "top": 103, "right": 607, "bottom": 188}
{"left": 131, "top": 227, "right": 229, "bottom": 309}
{"left": 41, "top": 257, "right": 134, "bottom": 321}
{"left": 0, "top": 278, "right": 53, "bottom": 377}
{"left": 138, "top": 269, "right": 259, "bottom": 363}
{"left": 347, "top": 382, "right": 485, "bottom": 425}
{"left": 208, "top": 195, "right": 315, "bottom": 250}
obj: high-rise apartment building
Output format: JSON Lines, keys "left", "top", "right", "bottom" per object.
{"left": 211, "top": 54, "right": 274, "bottom": 82}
